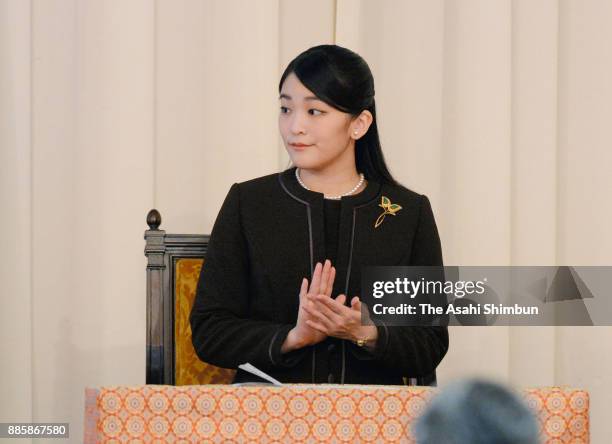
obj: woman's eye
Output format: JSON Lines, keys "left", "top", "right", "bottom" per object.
{"left": 279, "top": 107, "right": 323, "bottom": 116}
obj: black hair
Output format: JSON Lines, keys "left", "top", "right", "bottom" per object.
{"left": 279, "top": 44, "right": 399, "bottom": 186}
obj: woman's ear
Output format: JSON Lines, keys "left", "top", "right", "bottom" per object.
{"left": 351, "top": 110, "right": 374, "bottom": 139}
{"left": 360, "top": 110, "right": 374, "bottom": 132}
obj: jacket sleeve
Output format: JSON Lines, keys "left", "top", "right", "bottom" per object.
{"left": 190, "top": 183, "right": 309, "bottom": 372}
{"left": 348, "top": 194, "right": 449, "bottom": 377}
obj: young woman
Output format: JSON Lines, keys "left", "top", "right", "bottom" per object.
{"left": 190, "top": 44, "right": 448, "bottom": 385}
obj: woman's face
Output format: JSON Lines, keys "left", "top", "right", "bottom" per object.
{"left": 279, "top": 72, "right": 356, "bottom": 171}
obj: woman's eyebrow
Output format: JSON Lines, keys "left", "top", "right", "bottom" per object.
{"left": 279, "top": 93, "right": 322, "bottom": 102}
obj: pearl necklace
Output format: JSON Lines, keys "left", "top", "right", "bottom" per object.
{"left": 295, "top": 168, "right": 365, "bottom": 200}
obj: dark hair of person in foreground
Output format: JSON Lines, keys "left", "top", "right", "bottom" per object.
{"left": 413, "top": 378, "right": 541, "bottom": 444}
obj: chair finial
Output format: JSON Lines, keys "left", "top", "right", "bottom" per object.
{"left": 147, "top": 209, "right": 162, "bottom": 230}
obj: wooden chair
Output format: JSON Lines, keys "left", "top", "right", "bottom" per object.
{"left": 144, "top": 209, "right": 235, "bottom": 385}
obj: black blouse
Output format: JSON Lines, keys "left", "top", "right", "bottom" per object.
{"left": 323, "top": 198, "right": 341, "bottom": 264}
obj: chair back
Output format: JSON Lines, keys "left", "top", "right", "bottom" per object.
{"left": 144, "top": 209, "right": 235, "bottom": 384}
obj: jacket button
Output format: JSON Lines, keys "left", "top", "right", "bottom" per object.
{"left": 327, "top": 343, "right": 336, "bottom": 353}
{"left": 327, "top": 373, "right": 334, "bottom": 383}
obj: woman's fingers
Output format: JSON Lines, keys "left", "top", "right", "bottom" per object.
{"left": 302, "top": 297, "right": 332, "bottom": 325}
{"left": 325, "top": 266, "right": 336, "bottom": 297}
{"left": 320, "top": 260, "right": 330, "bottom": 291}
{"left": 309, "top": 260, "right": 335, "bottom": 296}
{"left": 318, "top": 260, "right": 336, "bottom": 297}
{"left": 309, "top": 262, "right": 323, "bottom": 295}
{"left": 305, "top": 260, "right": 341, "bottom": 300}
{"left": 299, "top": 277, "right": 308, "bottom": 300}
{"left": 307, "top": 294, "right": 342, "bottom": 324}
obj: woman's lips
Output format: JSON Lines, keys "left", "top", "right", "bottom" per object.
{"left": 290, "top": 143, "right": 312, "bottom": 150}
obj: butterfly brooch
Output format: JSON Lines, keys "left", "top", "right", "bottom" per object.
{"left": 374, "top": 196, "right": 402, "bottom": 228}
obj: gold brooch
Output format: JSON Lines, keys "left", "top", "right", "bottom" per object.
{"left": 374, "top": 196, "right": 402, "bottom": 228}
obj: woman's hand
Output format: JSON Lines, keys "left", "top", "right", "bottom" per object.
{"left": 303, "top": 293, "right": 378, "bottom": 348}
{"left": 283, "top": 260, "right": 336, "bottom": 352}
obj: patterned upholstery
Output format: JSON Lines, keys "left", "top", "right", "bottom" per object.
{"left": 83, "top": 385, "right": 589, "bottom": 443}
{"left": 174, "top": 258, "right": 235, "bottom": 385}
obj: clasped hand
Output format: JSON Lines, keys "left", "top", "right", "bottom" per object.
{"left": 292, "top": 259, "right": 376, "bottom": 347}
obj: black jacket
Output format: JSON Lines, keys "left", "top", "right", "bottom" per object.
{"left": 190, "top": 167, "right": 449, "bottom": 385}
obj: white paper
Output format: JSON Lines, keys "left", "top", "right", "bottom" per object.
{"left": 237, "top": 362, "right": 284, "bottom": 386}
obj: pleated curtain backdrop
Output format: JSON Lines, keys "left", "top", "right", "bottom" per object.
{"left": 1, "top": 0, "right": 611, "bottom": 441}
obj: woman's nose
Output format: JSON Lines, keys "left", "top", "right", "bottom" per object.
{"left": 289, "top": 111, "right": 307, "bottom": 135}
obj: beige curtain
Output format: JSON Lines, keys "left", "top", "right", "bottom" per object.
{"left": 2, "top": 0, "right": 611, "bottom": 440}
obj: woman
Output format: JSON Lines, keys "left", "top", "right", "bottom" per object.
{"left": 190, "top": 44, "right": 448, "bottom": 385}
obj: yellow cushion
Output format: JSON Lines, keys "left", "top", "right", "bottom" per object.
{"left": 174, "top": 258, "right": 236, "bottom": 385}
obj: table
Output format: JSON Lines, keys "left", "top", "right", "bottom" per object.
{"left": 83, "top": 384, "right": 589, "bottom": 443}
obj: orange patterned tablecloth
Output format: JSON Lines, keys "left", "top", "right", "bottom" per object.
{"left": 83, "top": 384, "right": 589, "bottom": 443}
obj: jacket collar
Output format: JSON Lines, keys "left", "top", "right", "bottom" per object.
{"left": 278, "top": 166, "right": 382, "bottom": 207}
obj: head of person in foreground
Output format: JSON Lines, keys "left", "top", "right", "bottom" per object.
{"left": 413, "top": 378, "right": 541, "bottom": 444}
